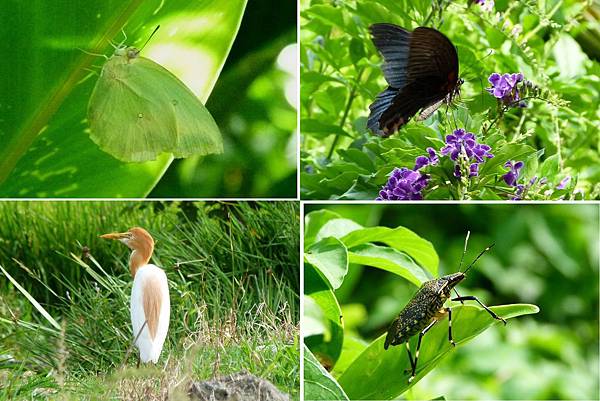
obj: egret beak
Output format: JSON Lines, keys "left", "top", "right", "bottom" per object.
{"left": 100, "top": 232, "right": 130, "bottom": 240}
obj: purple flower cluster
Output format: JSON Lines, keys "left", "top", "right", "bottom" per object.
{"left": 502, "top": 160, "right": 573, "bottom": 200}
{"left": 441, "top": 128, "right": 493, "bottom": 178}
{"left": 376, "top": 167, "right": 430, "bottom": 200}
{"left": 487, "top": 73, "right": 526, "bottom": 106}
{"left": 377, "top": 129, "right": 493, "bottom": 200}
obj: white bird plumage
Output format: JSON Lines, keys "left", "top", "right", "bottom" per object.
{"left": 101, "top": 227, "right": 170, "bottom": 364}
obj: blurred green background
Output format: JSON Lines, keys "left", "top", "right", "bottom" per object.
{"left": 151, "top": 1, "right": 298, "bottom": 197}
{"left": 305, "top": 203, "right": 599, "bottom": 400}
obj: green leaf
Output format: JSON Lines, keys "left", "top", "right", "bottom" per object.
{"left": 331, "top": 334, "right": 369, "bottom": 377}
{"left": 304, "top": 345, "right": 349, "bottom": 401}
{"left": 305, "top": 210, "right": 344, "bottom": 248}
{"left": 479, "top": 143, "right": 537, "bottom": 177}
{"left": 0, "top": 264, "right": 61, "bottom": 331}
{"left": 348, "top": 244, "right": 431, "bottom": 286}
{"left": 341, "top": 227, "right": 439, "bottom": 277}
{"left": 337, "top": 304, "right": 539, "bottom": 400}
{"left": 305, "top": 263, "right": 345, "bottom": 368}
{"left": 302, "top": 118, "right": 350, "bottom": 139}
{"left": 540, "top": 154, "right": 560, "bottom": 179}
{"left": 305, "top": 237, "right": 349, "bottom": 290}
{"left": 0, "top": 0, "right": 246, "bottom": 197}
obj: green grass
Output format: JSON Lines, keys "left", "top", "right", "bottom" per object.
{"left": 0, "top": 201, "right": 299, "bottom": 400}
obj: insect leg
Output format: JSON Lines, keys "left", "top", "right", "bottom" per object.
{"left": 447, "top": 307, "right": 456, "bottom": 346}
{"left": 409, "top": 319, "right": 438, "bottom": 383}
{"left": 452, "top": 295, "right": 507, "bottom": 324}
{"left": 405, "top": 342, "right": 415, "bottom": 373}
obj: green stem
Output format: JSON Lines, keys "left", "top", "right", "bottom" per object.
{"left": 326, "top": 67, "right": 364, "bottom": 160}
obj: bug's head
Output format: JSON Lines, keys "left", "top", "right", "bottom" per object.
{"left": 435, "top": 272, "right": 466, "bottom": 296}
{"left": 114, "top": 46, "right": 140, "bottom": 60}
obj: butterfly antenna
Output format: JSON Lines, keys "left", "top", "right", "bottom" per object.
{"left": 139, "top": 25, "right": 160, "bottom": 53}
{"left": 463, "top": 242, "right": 495, "bottom": 275}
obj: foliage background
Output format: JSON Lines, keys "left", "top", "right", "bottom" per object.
{"left": 0, "top": 201, "right": 299, "bottom": 400}
{"left": 304, "top": 203, "right": 599, "bottom": 400}
{"left": 0, "top": 0, "right": 297, "bottom": 198}
{"left": 300, "top": 0, "right": 600, "bottom": 200}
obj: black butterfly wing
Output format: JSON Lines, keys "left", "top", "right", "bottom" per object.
{"left": 408, "top": 27, "right": 459, "bottom": 92}
{"left": 369, "top": 23, "right": 412, "bottom": 89}
{"left": 374, "top": 82, "right": 448, "bottom": 137}
{"left": 368, "top": 25, "right": 460, "bottom": 136}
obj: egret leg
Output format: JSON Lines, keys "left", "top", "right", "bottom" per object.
{"left": 121, "top": 320, "right": 148, "bottom": 369}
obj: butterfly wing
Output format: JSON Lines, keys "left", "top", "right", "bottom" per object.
{"left": 408, "top": 27, "right": 459, "bottom": 93}
{"left": 369, "top": 23, "right": 411, "bottom": 89}
{"left": 88, "top": 55, "right": 223, "bottom": 162}
{"left": 374, "top": 82, "right": 446, "bottom": 137}
{"left": 367, "top": 25, "right": 460, "bottom": 136}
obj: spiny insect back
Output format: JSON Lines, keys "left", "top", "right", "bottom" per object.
{"left": 384, "top": 239, "right": 506, "bottom": 383}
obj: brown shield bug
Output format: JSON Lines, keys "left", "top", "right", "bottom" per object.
{"left": 384, "top": 236, "right": 506, "bottom": 383}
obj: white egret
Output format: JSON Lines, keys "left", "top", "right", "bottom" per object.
{"left": 101, "top": 227, "right": 170, "bottom": 364}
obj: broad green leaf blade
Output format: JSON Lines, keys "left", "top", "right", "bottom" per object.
{"left": 305, "top": 237, "right": 348, "bottom": 290}
{"left": 316, "top": 219, "right": 365, "bottom": 245}
{"left": 348, "top": 244, "right": 430, "bottom": 286}
{"left": 341, "top": 226, "right": 439, "bottom": 276}
{"left": 305, "top": 210, "right": 343, "bottom": 248}
{"left": 331, "top": 334, "right": 368, "bottom": 377}
{"left": 337, "top": 304, "right": 539, "bottom": 400}
{"left": 304, "top": 345, "right": 350, "bottom": 401}
{"left": 0, "top": 0, "right": 246, "bottom": 197}
{"left": 0, "top": 264, "right": 61, "bottom": 331}
{"left": 305, "top": 263, "right": 344, "bottom": 366}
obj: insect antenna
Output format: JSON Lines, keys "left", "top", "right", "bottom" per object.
{"left": 458, "top": 231, "right": 471, "bottom": 272}
{"left": 138, "top": 25, "right": 160, "bottom": 53}
{"left": 463, "top": 242, "right": 495, "bottom": 275}
{"left": 453, "top": 231, "right": 471, "bottom": 301}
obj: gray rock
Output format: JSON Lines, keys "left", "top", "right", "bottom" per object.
{"left": 188, "top": 371, "right": 290, "bottom": 401}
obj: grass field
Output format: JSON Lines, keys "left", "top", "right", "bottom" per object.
{"left": 0, "top": 201, "right": 299, "bottom": 400}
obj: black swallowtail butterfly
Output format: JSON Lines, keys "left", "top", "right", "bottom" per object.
{"left": 367, "top": 24, "right": 463, "bottom": 137}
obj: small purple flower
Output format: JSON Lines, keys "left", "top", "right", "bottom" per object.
{"left": 441, "top": 129, "right": 475, "bottom": 161}
{"left": 469, "top": 163, "right": 479, "bottom": 177}
{"left": 502, "top": 160, "right": 524, "bottom": 186}
{"left": 376, "top": 167, "right": 430, "bottom": 200}
{"left": 472, "top": 143, "right": 494, "bottom": 162}
{"left": 414, "top": 147, "right": 439, "bottom": 170}
{"left": 556, "top": 176, "right": 571, "bottom": 190}
{"left": 487, "top": 73, "right": 524, "bottom": 104}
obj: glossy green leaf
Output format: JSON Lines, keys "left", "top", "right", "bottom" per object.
{"left": 304, "top": 345, "right": 349, "bottom": 401}
{"left": 341, "top": 226, "right": 439, "bottom": 276}
{"left": 337, "top": 304, "right": 539, "bottom": 400}
{"left": 0, "top": 0, "right": 246, "bottom": 197}
{"left": 305, "top": 237, "right": 348, "bottom": 290}
{"left": 348, "top": 244, "right": 430, "bottom": 287}
{"left": 303, "top": 209, "right": 364, "bottom": 247}
{"left": 305, "top": 263, "right": 345, "bottom": 369}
